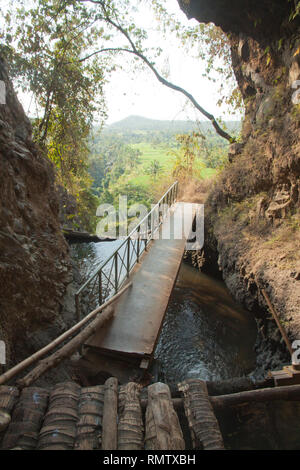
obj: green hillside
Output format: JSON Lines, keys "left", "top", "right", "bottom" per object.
{"left": 105, "top": 115, "right": 241, "bottom": 134}
{"left": 89, "top": 115, "right": 241, "bottom": 207}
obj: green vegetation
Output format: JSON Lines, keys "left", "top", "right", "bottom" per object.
{"left": 0, "top": 1, "right": 242, "bottom": 231}
{"left": 88, "top": 116, "right": 238, "bottom": 217}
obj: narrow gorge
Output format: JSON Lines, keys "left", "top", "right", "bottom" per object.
{"left": 0, "top": 0, "right": 299, "bottom": 452}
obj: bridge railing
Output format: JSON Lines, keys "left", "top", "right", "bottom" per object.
{"left": 75, "top": 181, "right": 178, "bottom": 320}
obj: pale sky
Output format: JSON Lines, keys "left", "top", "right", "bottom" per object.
{"left": 12, "top": 0, "right": 241, "bottom": 125}
{"left": 103, "top": 1, "right": 240, "bottom": 124}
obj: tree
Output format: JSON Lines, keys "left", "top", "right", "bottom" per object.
{"left": 145, "top": 159, "right": 164, "bottom": 181}
{"left": 1, "top": 0, "right": 239, "bottom": 145}
{"left": 170, "top": 132, "right": 205, "bottom": 182}
{"left": 0, "top": 0, "right": 241, "bottom": 228}
{"left": 73, "top": 0, "right": 235, "bottom": 142}
{"left": 0, "top": 1, "right": 112, "bottom": 230}
{"left": 152, "top": 0, "right": 243, "bottom": 114}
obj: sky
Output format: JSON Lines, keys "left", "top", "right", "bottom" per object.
{"left": 103, "top": 1, "right": 239, "bottom": 124}
{"left": 11, "top": 0, "right": 241, "bottom": 125}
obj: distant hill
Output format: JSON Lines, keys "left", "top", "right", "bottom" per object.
{"left": 105, "top": 115, "right": 241, "bottom": 135}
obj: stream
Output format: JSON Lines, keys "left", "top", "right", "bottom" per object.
{"left": 70, "top": 241, "right": 257, "bottom": 385}
{"left": 155, "top": 262, "right": 257, "bottom": 385}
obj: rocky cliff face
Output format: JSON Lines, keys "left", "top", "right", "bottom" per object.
{"left": 179, "top": 0, "right": 300, "bottom": 371}
{"left": 0, "top": 58, "right": 72, "bottom": 366}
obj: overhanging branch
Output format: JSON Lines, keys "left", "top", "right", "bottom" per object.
{"left": 76, "top": 0, "right": 235, "bottom": 143}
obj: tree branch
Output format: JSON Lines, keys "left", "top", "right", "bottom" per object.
{"left": 76, "top": 0, "right": 235, "bottom": 142}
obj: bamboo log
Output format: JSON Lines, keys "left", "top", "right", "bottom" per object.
{"left": 0, "top": 386, "right": 19, "bottom": 446}
{"left": 75, "top": 385, "right": 105, "bottom": 450}
{"left": 0, "top": 410, "right": 10, "bottom": 432}
{"left": 118, "top": 383, "right": 144, "bottom": 450}
{"left": 2, "top": 387, "right": 49, "bottom": 450}
{"left": 145, "top": 382, "right": 185, "bottom": 450}
{"left": 178, "top": 379, "right": 224, "bottom": 450}
{"left": 38, "top": 382, "right": 80, "bottom": 450}
{"left": 0, "top": 282, "right": 132, "bottom": 386}
{"left": 102, "top": 377, "right": 118, "bottom": 450}
{"left": 210, "top": 383, "right": 300, "bottom": 409}
{"left": 17, "top": 306, "right": 115, "bottom": 389}
{"left": 0, "top": 386, "right": 19, "bottom": 414}
{"left": 140, "top": 383, "right": 300, "bottom": 410}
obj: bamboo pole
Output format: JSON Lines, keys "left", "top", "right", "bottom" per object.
{"left": 210, "top": 383, "right": 300, "bottom": 409}
{"left": 0, "top": 282, "right": 132, "bottom": 386}
{"left": 102, "top": 377, "right": 118, "bottom": 450}
{"left": 17, "top": 306, "right": 115, "bottom": 389}
{"left": 139, "top": 383, "right": 300, "bottom": 410}
{"left": 260, "top": 288, "right": 293, "bottom": 356}
{"left": 255, "top": 278, "right": 293, "bottom": 356}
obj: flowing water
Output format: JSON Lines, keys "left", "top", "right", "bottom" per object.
{"left": 71, "top": 242, "right": 257, "bottom": 384}
{"left": 154, "top": 263, "right": 257, "bottom": 385}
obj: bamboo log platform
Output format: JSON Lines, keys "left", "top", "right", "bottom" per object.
{"left": 1, "top": 377, "right": 300, "bottom": 450}
{"left": 0, "top": 378, "right": 221, "bottom": 450}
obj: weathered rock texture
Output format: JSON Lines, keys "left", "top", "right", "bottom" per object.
{"left": 179, "top": 0, "right": 300, "bottom": 371}
{"left": 0, "top": 58, "right": 72, "bottom": 366}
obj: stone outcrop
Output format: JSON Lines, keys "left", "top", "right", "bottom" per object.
{"left": 0, "top": 58, "right": 72, "bottom": 366}
{"left": 178, "top": 0, "right": 300, "bottom": 372}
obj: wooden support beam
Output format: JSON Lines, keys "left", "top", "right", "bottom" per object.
{"left": 102, "top": 377, "right": 118, "bottom": 450}
{"left": 210, "top": 383, "right": 300, "bottom": 409}
{"left": 17, "top": 306, "right": 115, "bottom": 389}
{"left": 145, "top": 382, "right": 185, "bottom": 450}
{"left": 0, "top": 282, "right": 132, "bottom": 386}
{"left": 140, "top": 383, "right": 300, "bottom": 411}
{"left": 178, "top": 379, "right": 224, "bottom": 450}
{"left": 255, "top": 279, "right": 293, "bottom": 357}
{"left": 260, "top": 288, "right": 293, "bottom": 356}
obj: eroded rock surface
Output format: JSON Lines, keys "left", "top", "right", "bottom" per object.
{"left": 0, "top": 58, "right": 72, "bottom": 366}
{"left": 179, "top": 0, "right": 300, "bottom": 371}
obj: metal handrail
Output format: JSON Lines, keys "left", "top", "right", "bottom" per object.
{"left": 74, "top": 181, "right": 178, "bottom": 320}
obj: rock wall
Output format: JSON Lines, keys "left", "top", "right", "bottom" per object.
{"left": 179, "top": 0, "right": 300, "bottom": 371}
{"left": 0, "top": 58, "right": 72, "bottom": 366}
